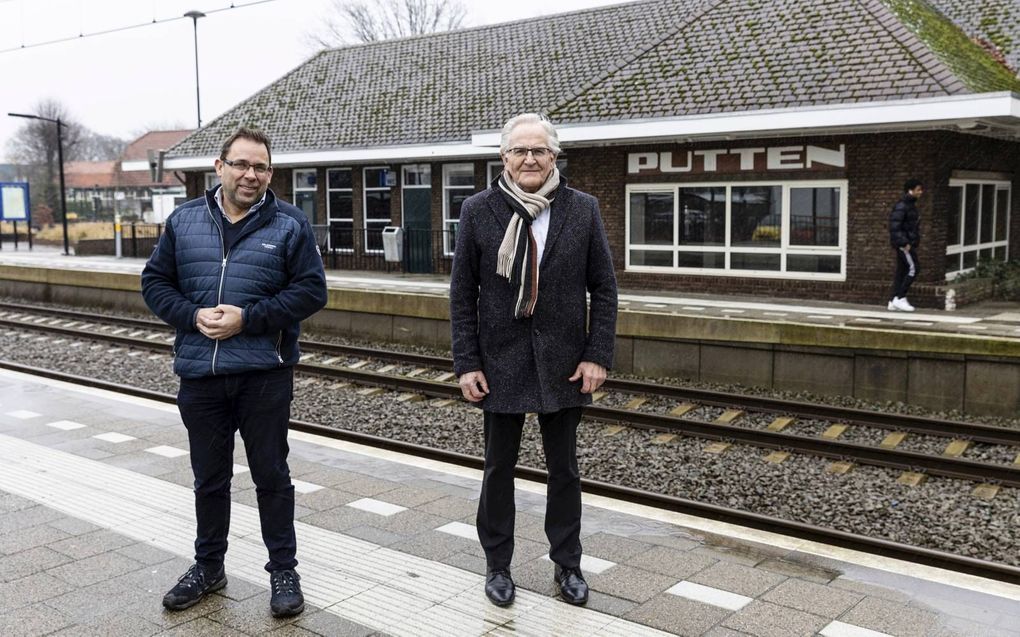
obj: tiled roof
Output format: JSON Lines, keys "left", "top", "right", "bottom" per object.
{"left": 927, "top": 0, "right": 1019, "bottom": 74}
{"left": 64, "top": 161, "right": 117, "bottom": 189}
{"left": 169, "top": 0, "right": 1020, "bottom": 158}
{"left": 120, "top": 130, "right": 193, "bottom": 162}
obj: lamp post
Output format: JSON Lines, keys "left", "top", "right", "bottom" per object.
{"left": 184, "top": 10, "right": 206, "bottom": 128}
{"left": 8, "top": 112, "right": 70, "bottom": 255}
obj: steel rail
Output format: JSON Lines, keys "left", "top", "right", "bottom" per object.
{"left": 1, "top": 358, "right": 1017, "bottom": 587}
{"left": 3, "top": 315, "right": 1020, "bottom": 487}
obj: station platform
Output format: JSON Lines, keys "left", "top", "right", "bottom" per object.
{"left": 0, "top": 248, "right": 1019, "bottom": 340}
{"left": 1, "top": 368, "right": 1018, "bottom": 636}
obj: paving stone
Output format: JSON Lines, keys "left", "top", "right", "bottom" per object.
{"left": 417, "top": 495, "right": 478, "bottom": 520}
{"left": 721, "top": 599, "right": 827, "bottom": 637}
{"left": 295, "top": 487, "right": 359, "bottom": 512}
{"left": 625, "top": 544, "right": 718, "bottom": 579}
{"left": 514, "top": 513, "right": 552, "bottom": 544}
{"left": 688, "top": 560, "right": 786, "bottom": 597}
{"left": 214, "top": 573, "right": 268, "bottom": 602}
{"left": 388, "top": 530, "right": 472, "bottom": 562}
{"left": 439, "top": 551, "right": 488, "bottom": 576}
{"left": 0, "top": 504, "right": 65, "bottom": 534}
{"left": 50, "top": 609, "right": 164, "bottom": 637}
{"left": 336, "top": 476, "right": 400, "bottom": 497}
{"left": 378, "top": 509, "right": 449, "bottom": 535}
{"left": 42, "top": 576, "right": 153, "bottom": 622}
{"left": 624, "top": 593, "right": 732, "bottom": 635}
{"left": 375, "top": 485, "right": 445, "bottom": 508}
{"left": 508, "top": 556, "right": 559, "bottom": 597}
{"left": 755, "top": 557, "right": 839, "bottom": 583}
{"left": 584, "top": 589, "right": 639, "bottom": 617}
{"left": 293, "top": 467, "right": 363, "bottom": 488}
{"left": 760, "top": 577, "right": 861, "bottom": 619}
{"left": 115, "top": 541, "right": 179, "bottom": 566}
{"left": 0, "top": 602, "right": 74, "bottom": 637}
{"left": 0, "top": 493, "right": 36, "bottom": 513}
{"left": 269, "top": 624, "right": 323, "bottom": 636}
{"left": 0, "top": 571, "right": 77, "bottom": 612}
{"left": 206, "top": 592, "right": 305, "bottom": 633}
{"left": 119, "top": 593, "right": 229, "bottom": 630}
{"left": 627, "top": 532, "right": 701, "bottom": 552}
{"left": 161, "top": 468, "right": 199, "bottom": 488}
{"left": 343, "top": 524, "right": 409, "bottom": 546}
{"left": 294, "top": 610, "right": 378, "bottom": 637}
{"left": 840, "top": 596, "right": 941, "bottom": 637}
{"left": 688, "top": 545, "right": 766, "bottom": 567}
{"left": 0, "top": 546, "right": 73, "bottom": 582}
{"left": 300, "top": 506, "right": 381, "bottom": 534}
{"left": 46, "top": 516, "right": 103, "bottom": 536}
{"left": 581, "top": 532, "right": 654, "bottom": 563}
{"left": 45, "top": 549, "right": 145, "bottom": 587}
{"left": 829, "top": 577, "right": 913, "bottom": 604}
{"left": 47, "top": 528, "right": 137, "bottom": 559}
{"left": 0, "top": 522, "right": 71, "bottom": 554}
{"left": 936, "top": 616, "right": 1020, "bottom": 637}
{"left": 703, "top": 627, "right": 753, "bottom": 637}
{"left": 117, "top": 556, "right": 194, "bottom": 595}
{"left": 586, "top": 564, "right": 678, "bottom": 603}
{"left": 158, "top": 617, "right": 250, "bottom": 636}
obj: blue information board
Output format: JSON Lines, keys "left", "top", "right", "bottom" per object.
{"left": 0, "top": 182, "right": 30, "bottom": 222}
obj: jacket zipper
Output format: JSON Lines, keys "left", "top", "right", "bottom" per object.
{"left": 205, "top": 199, "right": 229, "bottom": 376}
{"left": 275, "top": 332, "right": 284, "bottom": 364}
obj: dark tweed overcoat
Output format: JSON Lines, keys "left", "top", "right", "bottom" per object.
{"left": 450, "top": 179, "right": 618, "bottom": 414}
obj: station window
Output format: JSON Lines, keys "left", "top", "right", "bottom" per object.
{"left": 204, "top": 172, "right": 220, "bottom": 191}
{"left": 327, "top": 168, "right": 353, "bottom": 252}
{"left": 293, "top": 169, "right": 317, "bottom": 225}
{"left": 626, "top": 180, "right": 847, "bottom": 278}
{"left": 946, "top": 180, "right": 1010, "bottom": 278}
{"left": 363, "top": 167, "right": 393, "bottom": 253}
{"left": 443, "top": 163, "right": 474, "bottom": 255}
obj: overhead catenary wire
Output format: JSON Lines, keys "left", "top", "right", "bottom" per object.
{"left": 0, "top": 0, "right": 281, "bottom": 55}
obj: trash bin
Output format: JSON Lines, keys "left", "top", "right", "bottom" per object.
{"left": 382, "top": 226, "right": 403, "bottom": 262}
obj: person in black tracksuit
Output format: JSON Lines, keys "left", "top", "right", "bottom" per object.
{"left": 888, "top": 179, "right": 924, "bottom": 311}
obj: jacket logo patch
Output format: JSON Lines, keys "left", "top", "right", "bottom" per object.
{"left": 261, "top": 242, "right": 277, "bottom": 250}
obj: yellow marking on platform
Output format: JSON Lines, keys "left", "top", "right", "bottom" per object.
{"left": 602, "top": 425, "right": 626, "bottom": 436}
{"left": 766, "top": 417, "right": 795, "bottom": 432}
{"left": 434, "top": 371, "right": 456, "bottom": 382}
{"left": 880, "top": 432, "right": 908, "bottom": 449}
{"left": 591, "top": 391, "right": 606, "bottom": 402}
{"left": 714, "top": 409, "right": 744, "bottom": 425}
{"left": 652, "top": 433, "right": 677, "bottom": 444}
{"left": 972, "top": 483, "right": 1000, "bottom": 500}
{"left": 826, "top": 461, "right": 855, "bottom": 474}
{"left": 376, "top": 364, "right": 397, "bottom": 374}
{"left": 896, "top": 471, "right": 927, "bottom": 487}
{"left": 430, "top": 398, "right": 457, "bottom": 407}
{"left": 623, "top": 397, "right": 648, "bottom": 410}
{"left": 405, "top": 368, "right": 429, "bottom": 378}
{"left": 764, "top": 451, "right": 789, "bottom": 464}
{"left": 394, "top": 393, "right": 425, "bottom": 403}
{"left": 704, "top": 442, "right": 731, "bottom": 454}
{"left": 356, "top": 387, "right": 385, "bottom": 396}
{"left": 821, "top": 424, "right": 847, "bottom": 439}
{"left": 942, "top": 439, "right": 970, "bottom": 457}
{"left": 669, "top": 403, "right": 697, "bottom": 417}
{"left": 347, "top": 360, "right": 369, "bottom": 369}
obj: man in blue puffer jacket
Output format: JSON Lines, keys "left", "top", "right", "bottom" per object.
{"left": 142, "top": 127, "right": 326, "bottom": 618}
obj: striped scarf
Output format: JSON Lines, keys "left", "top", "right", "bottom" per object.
{"left": 495, "top": 167, "right": 560, "bottom": 319}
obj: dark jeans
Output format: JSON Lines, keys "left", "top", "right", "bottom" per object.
{"left": 890, "top": 247, "right": 919, "bottom": 300}
{"left": 177, "top": 366, "right": 296, "bottom": 573}
{"left": 477, "top": 406, "right": 583, "bottom": 571}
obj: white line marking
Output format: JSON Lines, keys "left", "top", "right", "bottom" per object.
{"left": 666, "top": 581, "right": 752, "bottom": 611}
{"left": 45, "top": 420, "right": 86, "bottom": 430}
{"left": 145, "top": 445, "right": 188, "bottom": 458}
{"left": 347, "top": 497, "right": 407, "bottom": 516}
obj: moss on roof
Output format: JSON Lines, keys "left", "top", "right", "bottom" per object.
{"left": 882, "top": 0, "right": 1020, "bottom": 92}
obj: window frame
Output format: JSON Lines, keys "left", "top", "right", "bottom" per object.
{"left": 945, "top": 178, "right": 1011, "bottom": 279}
{"left": 625, "top": 179, "right": 848, "bottom": 280}
{"left": 362, "top": 166, "right": 393, "bottom": 254}
{"left": 292, "top": 168, "right": 317, "bottom": 225}
{"left": 443, "top": 163, "right": 475, "bottom": 256}
{"left": 326, "top": 167, "right": 354, "bottom": 253}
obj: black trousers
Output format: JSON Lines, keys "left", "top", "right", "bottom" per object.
{"left": 890, "top": 247, "right": 919, "bottom": 300}
{"left": 477, "top": 406, "right": 583, "bottom": 571}
{"left": 177, "top": 366, "right": 297, "bottom": 573}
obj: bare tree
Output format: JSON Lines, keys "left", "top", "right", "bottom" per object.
{"left": 307, "top": 0, "right": 467, "bottom": 48}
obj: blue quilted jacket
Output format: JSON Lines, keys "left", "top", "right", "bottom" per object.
{"left": 141, "top": 188, "right": 327, "bottom": 379}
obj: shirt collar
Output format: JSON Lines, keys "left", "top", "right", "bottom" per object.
{"left": 212, "top": 186, "right": 267, "bottom": 222}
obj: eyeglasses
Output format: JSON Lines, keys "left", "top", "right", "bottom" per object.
{"left": 505, "top": 147, "right": 554, "bottom": 159}
{"left": 222, "top": 158, "right": 272, "bottom": 176}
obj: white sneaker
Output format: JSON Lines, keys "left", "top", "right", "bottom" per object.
{"left": 887, "top": 300, "right": 897, "bottom": 311}
{"left": 893, "top": 297, "right": 915, "bottom": 312}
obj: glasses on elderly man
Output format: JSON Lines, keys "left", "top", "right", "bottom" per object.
{"left": 222, "top": 158, "right": 272, "bottom": 176}
{"left": 505, "top": 147, "right": 554, "bottom": 159}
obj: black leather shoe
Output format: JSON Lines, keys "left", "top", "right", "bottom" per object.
{"left": 554, "top": 565, "right": 589, "bottom": 605}
{"left": 162, "top": 563, "right": 227, "bottom": 610}
{"left": 484, "top": 568, "right": 515, "bottom": 607}
{"left": 270, "top": 569, "right": 305, "bottom": 617}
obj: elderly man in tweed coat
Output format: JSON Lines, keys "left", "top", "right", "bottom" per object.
{"left": 450, "top": 113, "right": 618, "bottom": 607}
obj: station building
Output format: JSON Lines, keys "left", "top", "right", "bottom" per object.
{"left": 158, "top": 0, "right": 1020, "bottom": 307}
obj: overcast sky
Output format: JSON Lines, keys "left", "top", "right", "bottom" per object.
{"left": 0, "top": 0, "right": 632, "bottom": 161}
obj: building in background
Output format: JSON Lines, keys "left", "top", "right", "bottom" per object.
{"left": 147, "top": 0, "right": 1019, "bottom": 306}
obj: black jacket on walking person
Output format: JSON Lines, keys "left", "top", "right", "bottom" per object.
{"left": 889, "top": 193, "right": 920, "bottom": 249}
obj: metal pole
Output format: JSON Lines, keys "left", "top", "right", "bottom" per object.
{"left": 184, "top": 11, "right": 206, "bottom": 128}
{"left": 57, "top": 118, "right": 69, "bottom": 256}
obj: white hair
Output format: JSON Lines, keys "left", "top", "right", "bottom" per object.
{"left": 499, "top": 113, "right": 561, "bottom": 155}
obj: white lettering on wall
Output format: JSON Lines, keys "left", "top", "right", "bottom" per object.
{"left": 627, "top": 144, "right": 845, "bottom": 174}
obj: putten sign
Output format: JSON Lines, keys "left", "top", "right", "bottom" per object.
{"left": 628, "top": 144, "right": 846, "bottom": 175}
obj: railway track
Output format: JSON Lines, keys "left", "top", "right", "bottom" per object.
{"left": 3, "top": 358, "right": 1019, "bottom": 588}
{"left": 2, "top": 302, "right": 1020, "bottom": 492}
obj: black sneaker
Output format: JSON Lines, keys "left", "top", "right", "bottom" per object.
{"left": 270, "top": 569, "right": 305, "bottom": 617}
{"left": 162, "top": 563, "right": 227, "bottom": 610}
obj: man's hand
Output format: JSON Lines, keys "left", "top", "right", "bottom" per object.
{"left": 196, "top": 304, "right": 244, "bottom": 340}
{"left": 458, "top": 370, "right": 489, "bottom": 402}
{"left": 569, "top": 361, "right": 607, "bottom": 394}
